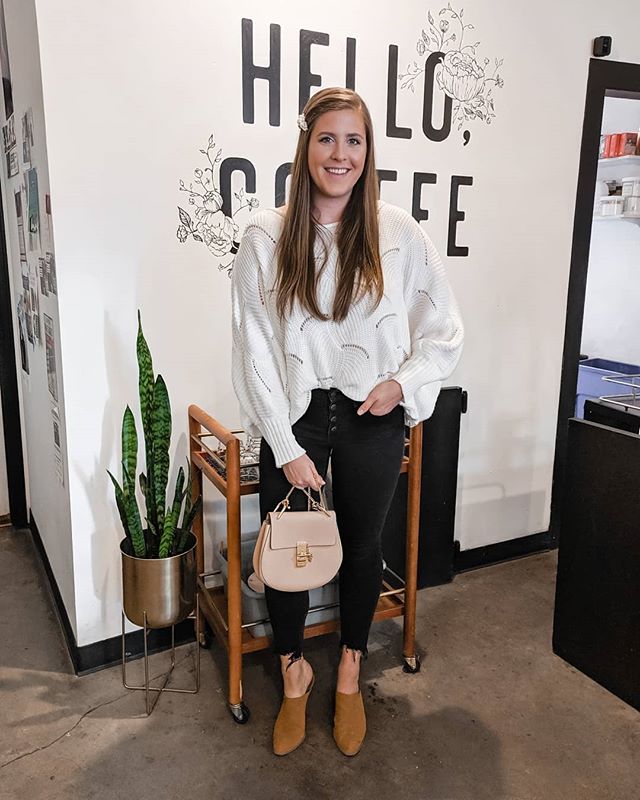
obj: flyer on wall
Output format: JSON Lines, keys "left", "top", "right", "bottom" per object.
{"left": 27, "top": 167, "right": 40, "bottom": 250}
{"left": 16, "top": 300, "right": 29, "bottom": 375}
{"left": 27, "top": 259, "right": 41, "bottom": 344}
{"left": 2, "top": 112, "right": 17, "bottom": 177}
{"left": 6, "top": 145, "right": 17, "bottom": 176}
{"left": 51, "top": 405, "right": 64, "bottom": 486}
{"left": 38, "top": 256, "right": 48, "bottom": 297}
{"left": 45, "top": 251, "right": 57, "bottom": 294}
{"left": 44, "top": 313, "right": 58, "bottom": 401}
{"left": 21, "top": 107, "right": 33, "bottom": 166}
{"left": 44, "top": 193, "right": 53, "bottom": 249}
{"left": 14, "top": 188, "right": 26, "bottom": 262}
{"left": 1, "top": 111, "right": 14, "bottom": 152}
{"left": 21, "top": 272, "right": 33, "bottom": 344}
{"left": 30, "top": 278, "right": 41, "bottom": 344}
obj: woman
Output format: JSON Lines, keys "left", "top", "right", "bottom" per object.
{"left": 231, "top": 87, "right": 464, "bottom": 756}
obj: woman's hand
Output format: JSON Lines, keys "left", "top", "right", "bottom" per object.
{"left": 282, "top": 453, "right": 326, "bottom": 490}
{"left": 356, "top": 379, "right": 404, "bottom": 416}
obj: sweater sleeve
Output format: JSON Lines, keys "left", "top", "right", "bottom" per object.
{"left": 392, "top": 223, "right": 464, "bottom": 424}
{"left": 230, "top": 225, "right": 307, "bottom": 468}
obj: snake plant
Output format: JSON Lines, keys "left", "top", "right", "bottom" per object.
{"left": 108, "top": 311, "right": 201, "bottom": 558}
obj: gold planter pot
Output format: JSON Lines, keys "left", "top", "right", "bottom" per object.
{"left": 120, "top": 534, "right": 200, "bottom": 714}
{"left": 121, "top": 534, "right": 197, "bottom": 628}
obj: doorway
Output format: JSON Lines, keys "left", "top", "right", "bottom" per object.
{"left": 550, "top": 58, "right": 640, "bottom": 543}
{"left": 0, "top": 174, "right": 27, "bottom": 528}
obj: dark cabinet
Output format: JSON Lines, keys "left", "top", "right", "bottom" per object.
{"left": 552, "top": 418, "right": 640, "bottom": 711}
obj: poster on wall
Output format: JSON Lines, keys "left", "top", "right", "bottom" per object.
{"left": 38, "top": 256, "right": 48, "bottom": 297}
{"left": 16, "top": 300, "right": 29, "bottom": 374}
{"left": 14, "top": 188, "right": 26, "bottom": 262}
{"left": 51, "top": 406, "right": 64, "bottom": 486}
{"left": 21, "top": 107, "right": 33, "bottom": 166}
{"left": 21, "top": 273, "right": 33, "bottom": 344}
{"left": 44, "top": 193, "right": 52, "bottom": 249}
{"left": 6, "top": 144, "right": 17, "bottom": 175}
{"left": 30, "top": 262, "right": 41, "bottom": 344}
{"left": 27, "top": 167, "right": 40, "bottom": 250}
{"left": 45, "top": 251, "right": 57, "bottom": 294}
{"left": 1, "top": 110, "right": 14, "bottom": 151}
{"left": 2, "top": 111, "right": 17, "bottom": 176}
{"left": 0, "top": 0, "right": 13, "bottom": 119}
{"left": 18, "top": 262, "right": 41, "bottom": 345}
{"left": 44, "top": 313, "right": 58, "bottom": 401}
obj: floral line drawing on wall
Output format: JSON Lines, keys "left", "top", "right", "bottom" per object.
{"left": 176, "top": 133, "right": 259, "bottom": 276}
{"left": 399, "top": 3, "right": 504, "bottom": 133}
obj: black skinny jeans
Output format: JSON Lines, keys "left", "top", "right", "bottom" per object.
{"left": 258, "top": 387, "right": 406, "bottom": 661}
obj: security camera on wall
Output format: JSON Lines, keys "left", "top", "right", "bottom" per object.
{"left": 593, "top": 36, "right": 612, "bottom": 58}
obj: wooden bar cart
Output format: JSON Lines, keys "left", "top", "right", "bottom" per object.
{"left": 188, "top": 404, "right": 424, "bottom": 724}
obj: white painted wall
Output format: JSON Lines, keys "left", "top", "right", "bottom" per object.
{"left": 17, "top": 0, "right": 640, "bottom": 645}
{"left": 1, "top": 0, "right": 75, "bottom": 630}
{"left": 0, "top": 401, "right": 9, "bottom": 517}
{"left": 581, "top": 97, "right": 640, "bottom": 367}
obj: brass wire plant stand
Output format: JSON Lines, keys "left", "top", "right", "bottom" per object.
{"left": 110, "top": 313, "right": 202, "bottom": 714}
{"left": 120, "top": 539, "right": 201, "bottom": 715}
{"left": 188, "top": 404, "right": 424, "bottom": 725}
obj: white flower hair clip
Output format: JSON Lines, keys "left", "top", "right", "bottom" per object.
{"left": 297, "top": 113, "right": 308, "bottom": 132}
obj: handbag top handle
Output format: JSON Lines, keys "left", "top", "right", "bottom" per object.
{"left": 272, "top": 484, "right": 330, "bottom": 516}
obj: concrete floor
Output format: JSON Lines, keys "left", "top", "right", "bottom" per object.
{"left": 0, "top": 525, "right": 637, "bottom": 800}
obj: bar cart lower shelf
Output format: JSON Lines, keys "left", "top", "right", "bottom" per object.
{"left": 188, "top": 404, "right": 424, "bottom": 724}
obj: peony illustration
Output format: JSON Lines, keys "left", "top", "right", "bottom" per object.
{"left": 438, "top": 51, "right": 485, "bottom": 102}
{"left": 400, "top": 3, "right": 504, "bottom": 132}
{"left": 177, "top": 134, "right": 259, "bottom": 275}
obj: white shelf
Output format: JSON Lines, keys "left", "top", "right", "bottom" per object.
{"left": 597, "top": 155, "right": 640, "bottom": 180}
{"left": 598, "top": 155, "right": 640, "bottom": 168}
{"left": 592, "top": 213, "right": 640, "bottom": 225}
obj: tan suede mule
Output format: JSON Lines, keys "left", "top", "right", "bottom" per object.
{"left": 333, "top": 689, "right": 367, "bottom": 756}
{"left": 272, "top": 674, "right": 315, "bottom": 756}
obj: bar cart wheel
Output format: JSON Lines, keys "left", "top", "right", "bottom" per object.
{"left": 198, "top": 625, "right": 213, "bottom": 649}
{"left": 402, "top": 655, "right": 421, "bottom": 674}
{"left": 229, "top": 701, "right": 251, "bottom": 724}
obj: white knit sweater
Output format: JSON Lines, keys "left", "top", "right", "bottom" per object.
{"left": 230, "top": 200, "right": 464, "bottom": 468}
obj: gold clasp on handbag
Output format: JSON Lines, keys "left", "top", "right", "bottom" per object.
{"left": 309, "top": 498, "right": 331, "bottom": 517}
{"left": 296, "top": 542, "right": 313, "bottom": 567}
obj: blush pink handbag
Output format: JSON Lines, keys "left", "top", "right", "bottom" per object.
{"left": 252, "top": 485, "right": 342, "bottom": 591}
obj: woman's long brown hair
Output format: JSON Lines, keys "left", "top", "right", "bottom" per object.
{"left": 275, "top": 87, "right": 382, "bottom": 324}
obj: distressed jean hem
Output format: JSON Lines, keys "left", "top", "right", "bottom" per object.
{"left": 338, "top": 640, "right": 369, "bottom": 662}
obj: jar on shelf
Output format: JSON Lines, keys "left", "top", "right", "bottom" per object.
{"left": 621, "top": 176, "right": 640, "bottom": 197}
{"left": 624, "top": 195, "right": 640, "bottom": 215}
{"left": 600, "top": 196, "right": 625, "bottom": 216}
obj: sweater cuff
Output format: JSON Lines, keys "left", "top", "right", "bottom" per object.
{"left": 393, "top": 354, "right": 439, "bottom": 404}
{"left": 260, "top": 416, "right": 306, "bottom": 468}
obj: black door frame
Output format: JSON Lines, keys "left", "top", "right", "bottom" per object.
{"left": 549, "top": 57, "right": 640, "bottom": 544}
{"left": 0, "top": 177, "right": 28, "bottom": 527}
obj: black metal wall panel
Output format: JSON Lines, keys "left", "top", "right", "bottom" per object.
{"left": 382, "top": 386, "right": 465, "bottom": 588}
